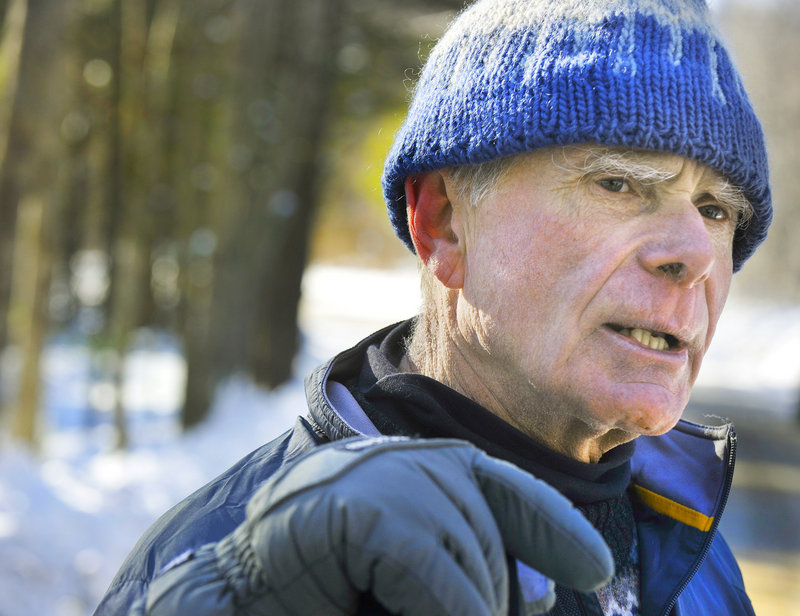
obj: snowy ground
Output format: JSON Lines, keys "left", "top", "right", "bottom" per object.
{"left": 0, "top": 264, "right": 798, "bottom": 616}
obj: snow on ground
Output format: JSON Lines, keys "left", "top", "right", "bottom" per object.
{"left": 0, "top": 264, "right": 798, "bottom": 615}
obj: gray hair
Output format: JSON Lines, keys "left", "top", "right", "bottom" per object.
{"left": 444, "top": 155, "right": 522, "bottom": 208}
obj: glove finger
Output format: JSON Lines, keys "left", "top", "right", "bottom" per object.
{"left": 471, "top": 450, "right": 614, "bottom": 592}
{"left": 260, "top": 485, "right": 499, "bottom": 616}
{"left": 368, "top": 534, "right": 496, "bottom": 616}
{"left": 313, "top": 460, "right": 505, "bottom": 611}
{"left": 247, "top": 439, "right": 506, "bottom": 615}
{"left": 407, "top": 455, "right": 511, "bottom": 608}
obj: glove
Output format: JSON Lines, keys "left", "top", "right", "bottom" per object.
{"left": 132, "top": 436, "right": 613, "bottom": 616}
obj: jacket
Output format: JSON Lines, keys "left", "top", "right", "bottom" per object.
{"left": 93, "top": 323, "right": 755, "bottom": 616}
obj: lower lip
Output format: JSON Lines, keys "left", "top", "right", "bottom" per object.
{"left": 601, "top": 325, "right": 689, "bottom": 364}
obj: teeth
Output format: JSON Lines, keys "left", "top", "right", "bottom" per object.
{"left": 618, "top": 327, "right": 669, "bottom": 351}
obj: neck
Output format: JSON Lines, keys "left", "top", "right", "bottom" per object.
{"left": 406, "top": 298, "right": 634, "bottom": 464}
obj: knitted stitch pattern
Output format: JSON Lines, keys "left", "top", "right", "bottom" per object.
{"left": 382, "top": 0, "right": 771, "bottom": 271}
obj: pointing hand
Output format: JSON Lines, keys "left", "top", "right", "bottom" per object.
{"left": 132, "top": 437, "right": 613, "bottom": 616}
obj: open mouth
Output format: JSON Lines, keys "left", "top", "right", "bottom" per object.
{"left": 607, "top": 324, "right": 681, "bottom": 352}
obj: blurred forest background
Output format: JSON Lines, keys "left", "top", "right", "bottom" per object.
{"left": 0, "top": 0, "right": 797, "bottom": 452}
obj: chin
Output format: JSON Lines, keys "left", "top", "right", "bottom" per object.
{"left": 618, "top": 403, "right": 685, "bottom": 436}
{"left": 593, "top": 387, "right": 688, "bottom": 437}
{"left": 633, "top": 417, "right": 682, "bottom": 436}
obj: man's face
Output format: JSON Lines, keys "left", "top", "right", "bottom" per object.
{"left": 455, "top": 146, "right": 740, "bottom": 443}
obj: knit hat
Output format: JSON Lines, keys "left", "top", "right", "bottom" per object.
{"left": 382, "top": 0, "right": 771, "bottom": 272}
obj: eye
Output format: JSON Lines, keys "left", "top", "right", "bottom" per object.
{"left": 697, "top": 204, "right": 727, "bottom": 221}
{"left": 596, "top": 177, "right": 630, "bottom": 193}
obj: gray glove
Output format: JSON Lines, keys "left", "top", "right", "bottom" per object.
{"left": 132, "top": 437, "right": 613, "bottom": 616}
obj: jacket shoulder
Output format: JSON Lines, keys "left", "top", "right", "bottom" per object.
{"left": 93, "top": 416, "right": 322, "bottom": 615}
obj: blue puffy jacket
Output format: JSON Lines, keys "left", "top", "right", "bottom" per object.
{"left": 93, "top": 324, "right": 755, "bottom": 616}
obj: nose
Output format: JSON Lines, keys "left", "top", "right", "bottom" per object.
{"left": 637, "top": 203, "right": 715, "bottom": 287}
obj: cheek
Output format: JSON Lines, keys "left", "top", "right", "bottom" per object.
{"left": 502, "top": 212, "right": 596, "bottom": 280}
{"left": 469, "top": 221, "right": 599, "bottom": 364}
{"left": 472, "top": 224, "right": 573, "bottom": 320}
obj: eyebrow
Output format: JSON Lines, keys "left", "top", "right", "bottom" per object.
{"left": 572, "top": 150, "right": 676, "bottom": 187}
{"left": 707, "top": 181, "right": 753, "bottom": 227}
{"left": 554, "top": 147, "right": 753, "bottom": 227}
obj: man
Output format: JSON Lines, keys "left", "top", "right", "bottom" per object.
{"left": 95, "top": 0, "right": 771, "bottom": 614}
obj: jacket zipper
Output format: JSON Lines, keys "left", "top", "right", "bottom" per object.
{"left": 657, "top": 428, "right": 737, "bottom": 616}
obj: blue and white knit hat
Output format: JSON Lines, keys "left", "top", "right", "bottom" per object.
{"left": 382, "top": 0, "right": 771, "bottom": 271}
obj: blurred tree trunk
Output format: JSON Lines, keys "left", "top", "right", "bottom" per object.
{"left": 246, "top": 0, "right": 344, "bottom": 388}
{"left": 103, "top": 0, "right": 185, "bottom": 447}
{"left": 9, "top": 196, "right": 50, "bottom": 443}
{"left": 104, "top": 0, "right": 163, "bottom": 448}
{"left": 182, "top": 0, "right": 344, "bottom": 428}
{"left": 0, "top": 1, "right": 9, "bottom": 31}
{"left": 0, "top": 0, "right": 29, "bottom": 354}
{"left": 102, "top": 0, "right": 134, "bottom": 449}
{"left": 0, "top": 0, "right": 69, "bottom": 443}
{"left": 137, "top": 0, "right": 182, "bottom": 330}
{"left": 169, "top": 0, "right": 223, "bottom": 429}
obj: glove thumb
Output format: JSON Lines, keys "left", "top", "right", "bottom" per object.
{"left": 472, "top": 451, "right": 614, "bottom": 592}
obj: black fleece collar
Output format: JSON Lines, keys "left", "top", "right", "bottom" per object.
{"left": 344, "top": 320, "right": 634, "bottom": 506}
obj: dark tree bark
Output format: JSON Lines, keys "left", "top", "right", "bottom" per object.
{"left": 172, "top": 0, "right": 236, "bottom": 429}
{"left": 243, "top": 0, "right": 345, "bottom": 388}
{"left": 181, "top": 0, "right": 344, "bottom": 428}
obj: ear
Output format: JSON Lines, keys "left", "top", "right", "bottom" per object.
{"left": 405, "top": 171, "right": 465, "bottom": 289}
